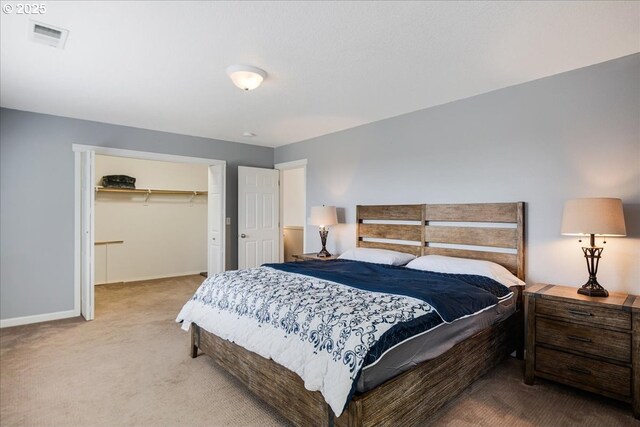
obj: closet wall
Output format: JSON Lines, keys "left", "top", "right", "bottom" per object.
{"left": 94, "top": 155, "right": 208, "bottom": 284}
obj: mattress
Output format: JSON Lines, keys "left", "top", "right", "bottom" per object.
{"left": 356, "top": 292, "right": 516, "bottom": 392}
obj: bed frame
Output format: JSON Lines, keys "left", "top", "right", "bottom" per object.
{"left": 190, "top": 202, "right": 526, "bottom": 426}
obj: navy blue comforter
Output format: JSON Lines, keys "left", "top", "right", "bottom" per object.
{"left": 265, "top": 259, "right": 512, "bottom": 322}
{"left": 265, "top": 259, "right": 512, "bottom": 368}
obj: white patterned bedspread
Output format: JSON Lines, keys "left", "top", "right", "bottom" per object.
{"left": 176, "top": 267, "right": 434, "bottom": 416}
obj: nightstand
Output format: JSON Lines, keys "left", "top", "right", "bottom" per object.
{"left": 524, "top": 284, "right": 639, "bottom": 419}
{"left": 292, "top": 253, "right": 338, "bottom": 262}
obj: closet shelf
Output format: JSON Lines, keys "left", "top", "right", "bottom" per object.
{"left": 95, "top": 187, "right": 208, "bottom": 196}
{"left": 95, "top": 186, "right": 207, "bottom": 203}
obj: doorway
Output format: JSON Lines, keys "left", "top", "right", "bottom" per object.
{"left": 94, "top": 155, "right": 209, "bottom": 286}
{"left": 237, "top": 166, "right": 280, "bottom": 269}
{"left": 73, "top": 145, "right": 226, "bottom": 321}
{"left": 275, "top": 160, "right": 307, "bottom": 262}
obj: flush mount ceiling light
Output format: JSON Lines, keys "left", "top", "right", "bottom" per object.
{"left": 226, "top": 65, "right": 267, "bottom": 91}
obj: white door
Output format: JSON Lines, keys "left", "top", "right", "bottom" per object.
{"left": 208, "top": 164, "right": 225, "bottom": 275}
{"left": 80, "top": 151, "right": 95, "bottom": 320}
{"left": 238, "top": 166, "right": 280, "bottom": 269}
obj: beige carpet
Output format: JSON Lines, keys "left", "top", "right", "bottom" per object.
{"left": 1, "top": 276, "right": 637, "bottom": 427}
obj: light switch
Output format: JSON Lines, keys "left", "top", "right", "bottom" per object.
{"left": 226, "top": 217, "right": 231, "bottom": 225}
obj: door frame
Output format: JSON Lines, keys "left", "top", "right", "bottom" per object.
{"left": 274, "top": 159, "right": 307, "bottom": 262}
{"left": 207, "top": 163, "right": 226, "bottom": 277}
{"left": 72, "top": 144, "right": 226, "bottom": 320}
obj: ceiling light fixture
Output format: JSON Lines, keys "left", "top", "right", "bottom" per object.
{"left": 242, "top": 132, "right": 256, "bottom": 137}
{"left": 226, "top": 65, "right": 267, "bottom": 91}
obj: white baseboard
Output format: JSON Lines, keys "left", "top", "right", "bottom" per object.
{"left": 0, "top": 309, "right": 79, "bottom": 328}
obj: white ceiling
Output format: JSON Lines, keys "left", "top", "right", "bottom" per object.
{"left": 1, "top": 1, "right": 638, "bottom": 148}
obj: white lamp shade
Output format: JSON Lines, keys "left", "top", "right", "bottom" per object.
{"left": 226, "top": 65, "right": 266, "bottom": 90}
{"left": 310, "top": 206, "right": 338, "bottom": 227}
{"left": 561, "top": 198, "right": 626, "bottom": 236}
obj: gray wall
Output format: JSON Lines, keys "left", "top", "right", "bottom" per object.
{"left": 2, "top": 53, "right": 639, "bottom": 321}
{"left": 0, "top": 109, "right": 273, "bottom": 320}
{"left": 275, "top": 53, "right": 640, "bottom": 294}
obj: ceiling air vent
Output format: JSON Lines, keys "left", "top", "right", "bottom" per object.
{"left": 29, "top": 20, "right": 69, "bottom": 49}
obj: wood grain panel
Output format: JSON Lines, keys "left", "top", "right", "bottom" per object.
{"left": 190, "top": 323, "right": 199, "bottom": 359}
{"left": 357, "top": 204, "right": 423, "bottom": 221}
{"left": 633, "top": 312, "right": 640, "bottom": 418}
{"left": 355, "top": 202, "right": 525, "bottom": 280}
{"left": 536, "top": 346, "right": 631, "bottom": 398}
{"left": 359, "top": 223, "right": 422, "bottom": 241}
{"left": 536, "top": 317, "right": 631, "bottom": 363}
{"left": 335, "top": 313, "right": 519, "bottom": 427}
{"left": 524, "top": 295, "right": 536, "bottom": 385}
{"left": 358, "top": 240, "right": 422, "bottom": 256}
{"left": 515, "top": 285, "right": 525, "bottom": 360}
{"left": 424, "top": 203, "right": 519, "bottom": 223}
{"left": 195, "top": 325, "right": 330, "bottom": 426}
{"left": 424, "top": 226, "right": 517, "bottom": 248}
{"left": 516, "top": 202, "right": 525, "bottom": 280}
{"left": 536, "top": 298, "right": 631, "bottom": 330}
{"left": 524, "top": 284, "right": 549, "bottom": 295}
{"left": 423, "top": 247, "right": 518, "bottom": 275}
{"left": 536, "top": 285, "right": 630, "bottom": 311}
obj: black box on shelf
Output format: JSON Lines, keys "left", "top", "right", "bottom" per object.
{"left": 101, "top": 175, "right": 136, "bottom": 189}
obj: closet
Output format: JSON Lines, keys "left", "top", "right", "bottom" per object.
{"left": 94, "top": 155, "right": 208, "bottom": 285}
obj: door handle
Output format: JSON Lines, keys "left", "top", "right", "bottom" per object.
{"left": 240, "top": 234, "right": 247, "bottom": 238}
{"left": 567, "top": 335, "right": 591, "bottom": 343}
{"left": 568, "top": 366, "right": 592, "bottom": 376}
{"left": 567, "top": 309, "right": 592, "bottom": 317}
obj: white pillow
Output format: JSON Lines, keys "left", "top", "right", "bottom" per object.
{"left": 338, "top": 248, "right": 416, "bottom": 266}
{"left": 405, "top": 255, "right": 524, "bottom": 288}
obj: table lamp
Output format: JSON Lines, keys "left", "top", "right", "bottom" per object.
{"left": 310, "top": 205, "right": 338, "bottom": 257}
{"left": 561, "top": 198, "right": 626, "bottom": 297}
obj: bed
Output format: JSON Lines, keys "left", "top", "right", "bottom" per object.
{"left": 181, "top": 202, "right": 525, "bottom": 426}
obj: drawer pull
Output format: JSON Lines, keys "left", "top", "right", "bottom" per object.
{"left": 567, "top": 309, "right": 593, "bottom": 317}
{"left": 568, "top": 366, "right": 592, "bottom": 376}
{"left": 567, "top": 335, "right": 592, "bottom": 343}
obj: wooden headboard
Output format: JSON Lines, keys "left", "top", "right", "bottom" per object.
{"left": 356, "top": 202, "right": 525, "bottom": 280}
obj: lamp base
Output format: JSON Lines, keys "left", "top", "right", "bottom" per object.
{"left": 578, "top": 243, "right": 608, "bottom": 297}
{"left": 577, "top": 279, "right": 609, "bottom": 298}
{"left": 317, "top": 248, "right": 332, "bottom": 258}
{"left": 317, "top": 229, "right": 332, "bottom": 257}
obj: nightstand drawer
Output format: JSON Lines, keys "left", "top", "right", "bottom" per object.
{"left": 536, "top": 318, "right": 631, "bottom": 363}
{"left": 536, "top": 298, "right": 631, "bottom": 330}
{"left": 536, "top": 347, "right": 631, "bottom": 398}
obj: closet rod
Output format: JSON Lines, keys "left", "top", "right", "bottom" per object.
{"left": 95, "top": 240, "right": 124, "bottom": 246}
{"left": 95, "top": 187, "right": 208, "bottom": 196}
